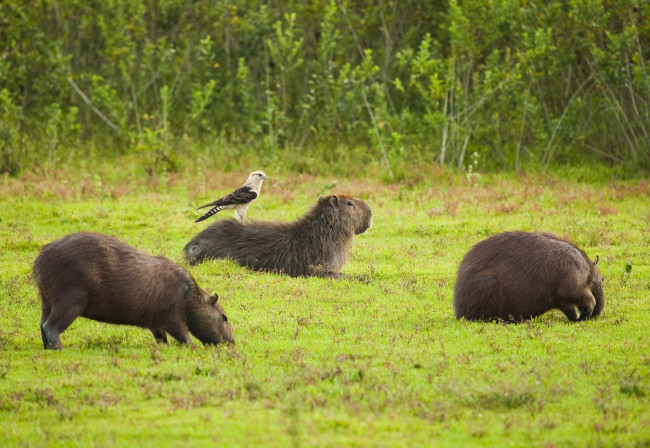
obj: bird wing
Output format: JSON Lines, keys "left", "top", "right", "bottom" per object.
{"left": 196, "top": 186, "right": 258, "bottom": 210}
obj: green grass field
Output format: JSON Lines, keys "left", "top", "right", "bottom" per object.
{"left": 1, "top": 165, "right": 648, "bottom": 447}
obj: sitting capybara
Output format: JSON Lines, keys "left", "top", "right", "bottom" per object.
{"left": 184, "top": 194, "right": 372, "bottom": 278}
{"left": 33, "top": 232, "right": 235, "bottom": 349}
{"left": 453, "top": 231, "right": 605, "bottom": 322}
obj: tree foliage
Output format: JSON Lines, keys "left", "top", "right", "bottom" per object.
{"left": 1, "top": 0, "right": 648, "bottom": 174}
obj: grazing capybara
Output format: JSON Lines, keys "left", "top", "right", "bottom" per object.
{"left": 33, "top": 232, "right": 235, "bottom": 349}
{"left": 184, "top": 194, "right": 372, "bottom": 278}
{"left": 453, "top": 231, "right": 605, "bottom": 322}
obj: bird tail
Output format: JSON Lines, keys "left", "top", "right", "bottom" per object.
{"left": 195, "top": 206, "right": 223, "bottom": 223}
{"left": 196, "top": 202, "right": 216, "bottom": 210}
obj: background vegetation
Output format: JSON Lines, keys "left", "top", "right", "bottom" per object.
{"left": 2, "top": 0, "right": 649, "bottom": 177}
{"left": 0, "top": 167, "right": 648, "bottom": 446}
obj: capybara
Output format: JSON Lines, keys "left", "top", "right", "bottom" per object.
{"left": 33, "top": 232, "right": 235, "bottom": 349}
{"left": 184, "top": 194, "right": 372, "bottom": 278}
{"left": 453, "top": 231, "right": 605, "bottom": 322}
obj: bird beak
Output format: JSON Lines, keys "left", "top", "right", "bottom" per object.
{"left": 262, "top": 174, "right": 268, "bottom": 180}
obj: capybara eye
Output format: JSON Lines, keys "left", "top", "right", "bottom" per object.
{"left": 222, "top": 314, "right": 228, "bottom": 322}
{"left": 347, "top": 201, "right": 354, "bottom": 206}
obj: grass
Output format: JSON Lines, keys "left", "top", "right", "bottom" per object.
{"left": 0, "top": 162, "right": 649, "bottom": 447}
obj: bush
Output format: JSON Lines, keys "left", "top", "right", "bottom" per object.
{"left": 0, "top": 0, "right": 648, "bottom": 175}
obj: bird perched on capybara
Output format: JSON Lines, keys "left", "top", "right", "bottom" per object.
{"left": 195, "top": 170, "right": 268, "bottom": 223}
{"left": 184, "top": 194, "right": 372, "bottom": 278}
{"left": 33, "top": 232, "right": 235, "bottom": 349}
{"left": 453, "top": 231, "right": 605, "bottom": 322}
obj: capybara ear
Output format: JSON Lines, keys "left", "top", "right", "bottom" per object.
{"left": 594, "top": 255, "right": 599, "bottom": 265}
{"left": 329, "top": 195, "right": 339, "bottom": 207}
{"left": 208, "top": 294, "right": 219, "bottom": 306}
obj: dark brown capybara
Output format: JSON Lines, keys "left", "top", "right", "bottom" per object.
{"left": 33, "top": 232, "right": 235, "bottom": 349}
{"left": 184, "top": 194, "right": 372, "bottom": 278}
{"left": 453, "top": 231, "right": 605, "bottom": 322}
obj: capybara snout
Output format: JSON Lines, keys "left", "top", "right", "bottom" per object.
{"left": 453, "top": 231, "right": 605, "bottom": 323}
{"left": 33, "top": 232, "right": 235, "bottom": 349}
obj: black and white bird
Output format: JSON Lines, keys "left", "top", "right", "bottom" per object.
{"left": 195, "top": 170, "right": 268, "bottom": 223}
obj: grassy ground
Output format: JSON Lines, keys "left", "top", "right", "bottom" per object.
{"left": 0, "top": 163, "right": 648, "bottom": 447}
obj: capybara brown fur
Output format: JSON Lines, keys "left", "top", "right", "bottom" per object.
{"left": 184, "top": 194, "right": 372, "bottom": 278}
{"left": 453, "top": 231, "right": 605, "bottom": 322}
{"left": 33, "top": 232, "right": 235, "bottom": 349}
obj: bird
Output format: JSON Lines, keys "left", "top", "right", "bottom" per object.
{"left": 195, "top": 171, "right": 268, "bottom": 223}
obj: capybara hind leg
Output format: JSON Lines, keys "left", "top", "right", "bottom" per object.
{"left": 151, "top": 329, "right": 169, "bottom": 344}
{"left": 41, "top": 324, "right": 63, "bottom": 350}
{"left": 42, "top": 290, "right": 87, "bottom": 350}
{"left": 40, "top": 298, "right": 52, "bottom": 348}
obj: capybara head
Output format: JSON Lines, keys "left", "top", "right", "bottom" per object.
{"left": 186, "top": 290, "right": 235, "bottom": 345}
{"left": 318, "top": 195, "right": 372, "bottom": 235}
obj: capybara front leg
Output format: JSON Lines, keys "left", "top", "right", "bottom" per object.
{"left": 559, "top": 305, "right": 579, "bottom": 322}
{"left": 577, "top": 288, "right": 596, "bottom": 321}
{"left": 165, "top": 323, "right": 194, "bottom": 346}
{"left": 561, "top": 286, "right": 597, "bottom": 322}
{"left": 151, "top": 329, "right": 169, "bottom": 344}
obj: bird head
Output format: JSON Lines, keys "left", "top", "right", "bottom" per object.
{"left": 246, "top": 170, "right": 268, "bottom": 187}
